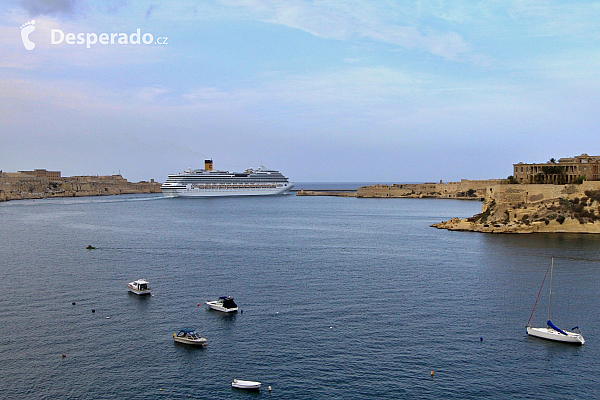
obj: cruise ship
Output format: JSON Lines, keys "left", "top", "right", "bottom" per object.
{"left": 161, "top": 159, "right": 294, "bottom": 197}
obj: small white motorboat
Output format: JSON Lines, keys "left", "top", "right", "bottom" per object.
{"left": 127, "top": 279, "right": 151, "bottom": 295}
{"left": 206, "top": 296, "right": 238, "bottom": 312}
{"left": 173, "top": 328, "right": 207, "bottom": 346}
{"left": 231, "top": 379, "right": 261, "bottom": 390}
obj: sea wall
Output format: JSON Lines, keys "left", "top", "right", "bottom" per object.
{"left": 296, "top": 190, "right": 356, "bottom": 197}
{"left": 432, "top": 181, "right": 600, "bottom": 233}
{"left": 355, "top": 179, "right": 506, "bottom": 199}
{"left": 0, "top": 174, "right": 162, "bottom": 202}
{"left": 296, "top": 179, "right": 600, "bottom": 234}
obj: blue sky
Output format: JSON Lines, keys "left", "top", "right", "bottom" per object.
{"left": 2, "top": 0, "right": 599, "bottom": 182}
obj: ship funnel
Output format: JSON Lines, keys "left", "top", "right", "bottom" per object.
{"left": 204, "top": 159, "right": 213, "bottom": 171}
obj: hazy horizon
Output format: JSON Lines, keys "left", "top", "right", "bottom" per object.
{"left": 2, "top": 1, "right": 599, "bottom": 182}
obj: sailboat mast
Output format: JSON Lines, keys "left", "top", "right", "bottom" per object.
{"left": 547, "top": 257, "right": 554, "bottom": 321}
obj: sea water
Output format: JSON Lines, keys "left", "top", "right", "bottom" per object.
{"left": 0, "top": 193, "right": 599, "bottom": 399}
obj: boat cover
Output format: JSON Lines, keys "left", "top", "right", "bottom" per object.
{"left": 547, "top": 320, "right": 567, "bottom": 335}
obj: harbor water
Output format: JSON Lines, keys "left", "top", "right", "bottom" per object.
{"left": 1, "top": 192, "right": 599, "bottom": 399}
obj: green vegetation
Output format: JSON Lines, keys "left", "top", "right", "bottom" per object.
{"left": 584, "top": 190, "right": 600, "bottom": 203}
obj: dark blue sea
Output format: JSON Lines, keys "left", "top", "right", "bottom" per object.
{"left": 1, "top": 191, "right": 599, "bottom": 399}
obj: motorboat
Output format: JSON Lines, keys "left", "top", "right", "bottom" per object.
{"left": 127, "top": 279, "right": 151, "bottom": 295}
{"left": 206, "top": 296, "right": 238, "bottom": 312}
{"left": 173, "top": 328, "right": 207, "bottom": 346}
{"left": 231, "top": 379, "right": 261, "bottom": 390}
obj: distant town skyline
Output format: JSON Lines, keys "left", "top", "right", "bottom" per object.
{"left": 2, "top": 0, "right": 599, "bottom": 182}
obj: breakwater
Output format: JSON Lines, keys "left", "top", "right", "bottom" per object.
{"left": 295, "top": 190, "right": 356, "bottom": 197}
{"left": 296, "top": 179, "right": 502, "bottom": 199}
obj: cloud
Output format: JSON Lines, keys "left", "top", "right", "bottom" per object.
{"left": 19, "top": 0, "right": 80, "bottom": 17}
{"left": 217, "top": 0, "right": 472, "bottom": 60}
{"left": 145, "top": 4, "right": 156, "bottom": 19}
{"left": 18, "top": 0, "right": 128, "bottom": 17}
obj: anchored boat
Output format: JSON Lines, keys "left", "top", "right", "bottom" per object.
{"left": 173, "top": 328, "right": 207, "bottom": 346}
{"left": 206, "top": 296, "right": 238, "bottom": 313}
{"left": 232, "top": 379, "right": 261, "bottom": 390}
{"left": 127, "top": 279, "right": 151, "bottom": 295}
{"left": 526, "top": 257, "right": 585, "bottom": 345}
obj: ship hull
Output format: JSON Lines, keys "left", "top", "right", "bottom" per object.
{"left": 162, "top": 184, "right": 293, "bottom": 198}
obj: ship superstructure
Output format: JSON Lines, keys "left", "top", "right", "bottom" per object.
{"left": 161, "top": 159, "right": 293, "bottom": 197}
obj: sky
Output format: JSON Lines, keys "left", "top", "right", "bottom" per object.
{"left": 1, "top": 0, "right": 600, "bottom": 183}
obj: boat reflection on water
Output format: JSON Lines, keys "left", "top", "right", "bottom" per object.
{"left": 208, "top": 309, "right": 238, "bottom": 329}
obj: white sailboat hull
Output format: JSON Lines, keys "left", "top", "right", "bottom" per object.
{"left": 527, "top": 326, "right": 585, "bottom": 345}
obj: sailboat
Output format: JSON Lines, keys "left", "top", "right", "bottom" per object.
{"left": 526, "top": 257, "right": 585, "bottom": 345}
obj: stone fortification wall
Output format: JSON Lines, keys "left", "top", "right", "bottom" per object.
{"left": 296, "top": 190, "right": 356, "bottom": 197}
{"left": 0, "top": 173, "right": 161, "bottom": 202}
{"left": 433, "top": 181, "right": 600, "bottom": 233}
{"left": 486, "top": 181, "right": 599, "bottom": 205}
{"left": 356, "top": 179, "right": 507, "bottom": 199}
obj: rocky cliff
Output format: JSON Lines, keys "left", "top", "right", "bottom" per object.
{"left": 432, "top": 181, "right": 600, "bottom": 233}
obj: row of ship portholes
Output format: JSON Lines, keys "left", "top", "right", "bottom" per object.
{"left": 188, "top": 184, "right": 281, "bottom": 189}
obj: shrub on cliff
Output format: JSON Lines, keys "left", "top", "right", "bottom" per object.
{"left": 584, "top": 190, "right": 600, "bottom": 203}
{"left": 557, "top": 215, "right": 566, "bottom": 224}
{"left": 572, "top": 203, "right": 584, "bottom": 213}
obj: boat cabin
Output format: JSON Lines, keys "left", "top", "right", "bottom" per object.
{"left": 220, "top": 296, "right": 237, "bottom": 309}
{"left": 133, "top": 280, "right": 149, "bottom": 290}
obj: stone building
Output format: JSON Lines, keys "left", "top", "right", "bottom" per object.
{"left": 0, "top": 171, "right": 47, "bottom": 185}
{"left": 513, "top": 154, "right": 600, "bottom": 184}
{"left": 18, "top": 169, "right": 62, "bottom": 180}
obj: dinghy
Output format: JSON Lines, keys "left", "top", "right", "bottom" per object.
{"left": 231, "top": 379, "right": 261, "bottom": 390}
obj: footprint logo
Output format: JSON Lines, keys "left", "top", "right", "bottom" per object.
{"left": 20, "top": 20, "right": 36, "bottom": 50}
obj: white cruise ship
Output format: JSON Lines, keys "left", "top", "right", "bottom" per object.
{"left": 161, "top": 159, "right": 294, "bottom": 197}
